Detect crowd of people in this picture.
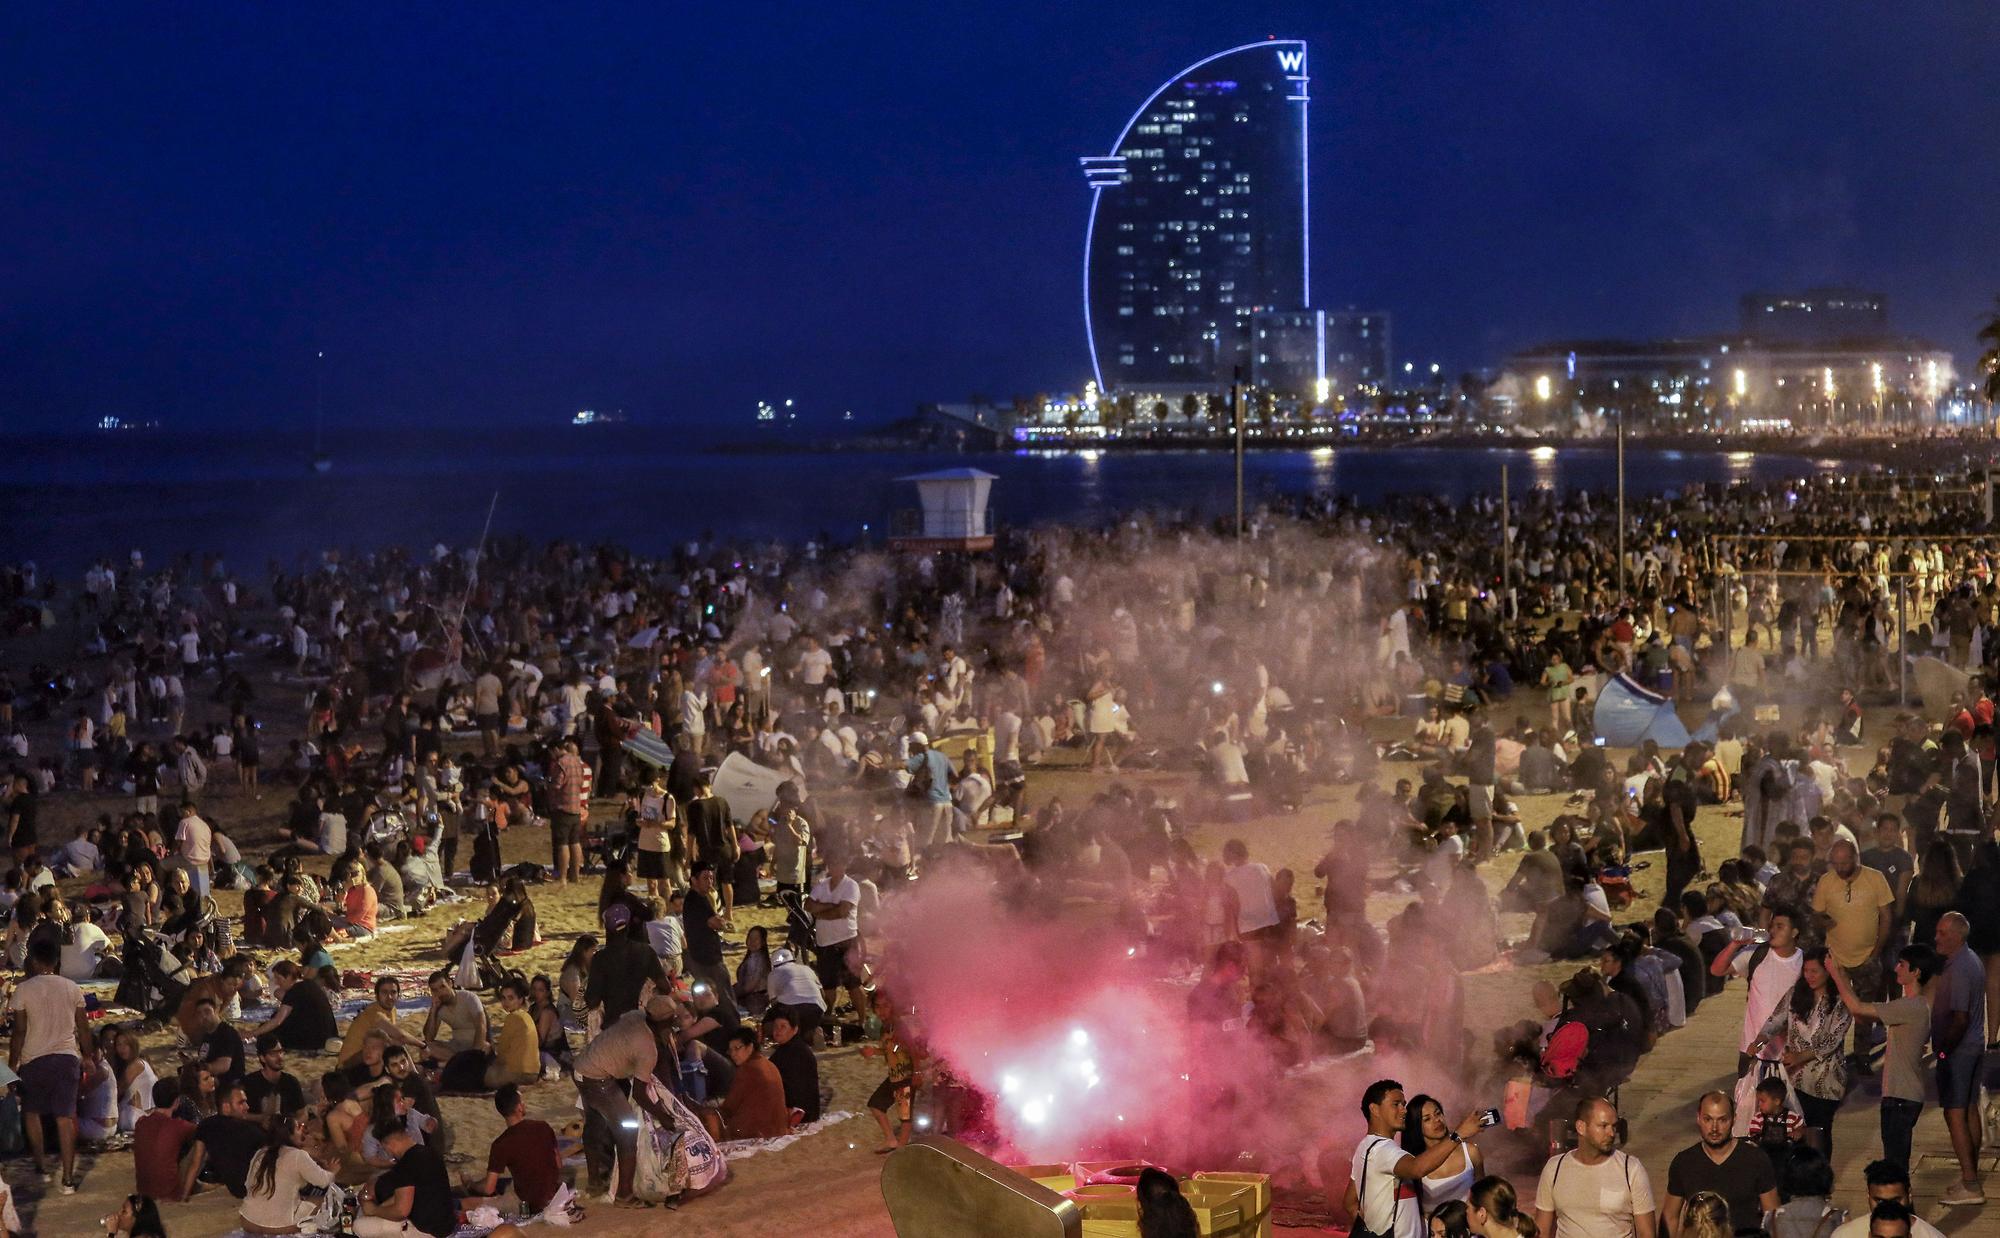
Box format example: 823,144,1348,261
0,465,1995,1234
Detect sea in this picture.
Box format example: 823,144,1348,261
0,428,1857,577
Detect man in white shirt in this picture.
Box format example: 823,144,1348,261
175,802,214,898
1222,839,1279,954
1826,1161,1946,1238
1535,1096,1657,1238
806,854,865,1019
9,939,91,1193
1710,908,1805,1075
767,944,829,1037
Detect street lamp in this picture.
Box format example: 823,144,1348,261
1534,375,1552,402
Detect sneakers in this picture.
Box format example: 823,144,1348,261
58,1179,76,1195
1941,1182,1986,1207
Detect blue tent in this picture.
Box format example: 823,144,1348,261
1593,673,1692,748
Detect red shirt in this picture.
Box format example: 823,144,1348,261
134,1110,195,1201
486,1119,562,1214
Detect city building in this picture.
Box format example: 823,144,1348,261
1250,309,1393,399
1502,334,1955,428
1081,40,1309,390
1739,287,1888,343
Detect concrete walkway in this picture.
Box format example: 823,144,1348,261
1597,981,2000,1236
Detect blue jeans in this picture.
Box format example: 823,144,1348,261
188,865,210,898
1880,1097,1922,1170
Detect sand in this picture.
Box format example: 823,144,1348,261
0,613,1873,1237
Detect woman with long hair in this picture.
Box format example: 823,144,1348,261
1749,947,1851,1156
1135,1167,1198,1238
1680,1191,1732,1238
113,1029,158,1133
1468,1175,1537,1238
735,924,773,1020
104,1194,166,1238
558,935,597,1026
239,1111,337,1235
528,974,570,1075
1402,1093,1483,1210
1906,840,1962,953
174,1064,218,1123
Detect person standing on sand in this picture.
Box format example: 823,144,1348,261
548,737,587,887
9,938,92,1194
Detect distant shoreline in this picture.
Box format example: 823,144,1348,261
715,428,2000,471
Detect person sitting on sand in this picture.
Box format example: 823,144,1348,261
462,1084,564,1217
715,1026,790,1141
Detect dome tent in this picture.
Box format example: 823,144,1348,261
1593,673,1692,749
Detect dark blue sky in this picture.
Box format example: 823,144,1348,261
4,3,1995,432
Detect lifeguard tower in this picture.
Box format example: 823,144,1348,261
889,468,997,553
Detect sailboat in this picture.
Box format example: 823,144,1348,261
311,349,332,473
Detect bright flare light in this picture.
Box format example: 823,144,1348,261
1733,368,1747,398
1534,374,1552,402
1021,1099,1049,1126
1314,376,1331,404
1070,1029,1091,1048
1872,362,1884,395
1824,367,1836,399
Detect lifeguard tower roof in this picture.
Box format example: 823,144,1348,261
889,468,997,552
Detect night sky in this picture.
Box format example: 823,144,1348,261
4,3,1996,432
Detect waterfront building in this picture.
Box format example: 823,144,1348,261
1082,40,1309,391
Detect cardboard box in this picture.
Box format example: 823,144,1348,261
1191,1172,1273,1238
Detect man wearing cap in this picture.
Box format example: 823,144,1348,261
767,936,828,1040
905,732,953,851
573,995,686,1206
586,902,667,1026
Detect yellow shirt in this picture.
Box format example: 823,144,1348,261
337,1004,400,1066
1812,866,1895,967
495,1007,540,1079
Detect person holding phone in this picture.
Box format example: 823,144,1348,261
1403,1093,1486,1210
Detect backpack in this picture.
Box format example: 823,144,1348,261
1541,1019,1590,1082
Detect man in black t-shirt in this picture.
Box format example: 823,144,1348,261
240,1036,306,1126
366,1126,458,1237
258,962,339,1051
1860,813,1915,908
192,998,245,1084
682,864,742,1029
180,1084,264,1198
1661,1091,1779,1237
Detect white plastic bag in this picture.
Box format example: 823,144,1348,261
454,927,480,990
1730,1058,1802,1138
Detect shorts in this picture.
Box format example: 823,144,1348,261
1939,1047,1982,1109
815,939,860,990
549,812,582,846
1467,783,1493,817
477,712,502,733
868,1076,912,1114
636,849,668,879
21,1054,80,1117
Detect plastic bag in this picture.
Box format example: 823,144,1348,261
1731,1057,1801,1138
454,929,479,990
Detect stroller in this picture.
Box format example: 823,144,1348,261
113,930,194,1024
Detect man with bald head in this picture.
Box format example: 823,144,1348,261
1662,1091,1777,1236
1535,1096,1656,1238
1932,911,1986,1206
1812,837,1894,1007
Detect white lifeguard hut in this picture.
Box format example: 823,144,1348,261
889,468,997,552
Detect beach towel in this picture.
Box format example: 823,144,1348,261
717,1110,859,1160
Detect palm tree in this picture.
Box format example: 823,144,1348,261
1978,299,2000,401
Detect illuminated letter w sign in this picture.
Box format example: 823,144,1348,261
1276,49,1304,73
